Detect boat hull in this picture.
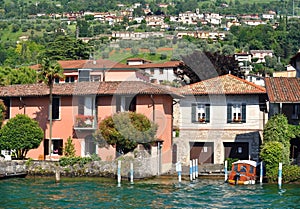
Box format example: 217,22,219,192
228,179,256,185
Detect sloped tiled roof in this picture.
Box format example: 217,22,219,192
265,77,300,103
30,59,133,70
0,81,182,98
179,74,266,95
132,61,182,69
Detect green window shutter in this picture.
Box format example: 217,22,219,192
241,103,246,123
227,104,232,123
205,104,210,123
191,103,197,123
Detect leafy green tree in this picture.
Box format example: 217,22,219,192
0,114,44,159
260,114,296,180
64,137,76,157
0,67,37,86
40,35,90,60
94,112,158,155
38,58,64,158
0,100,6,128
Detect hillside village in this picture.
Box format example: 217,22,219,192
0,1,300,178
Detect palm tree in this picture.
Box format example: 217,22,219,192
38,58,64,160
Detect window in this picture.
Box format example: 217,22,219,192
54,78,60,83
85,135,97,156
90,75,101,82
150,68,154,75
78,69,91,82
227,103,246,123
191,103,210,123
44,139,63,155
159,69,164,74
65,76,75,83
116,96,136,112
51,97,60,120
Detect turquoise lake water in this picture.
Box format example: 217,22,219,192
0,177,299,208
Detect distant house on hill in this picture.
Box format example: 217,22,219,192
30,59,149,83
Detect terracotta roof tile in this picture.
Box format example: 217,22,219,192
179,74,266,95
265,77,300,103
0,81,182,98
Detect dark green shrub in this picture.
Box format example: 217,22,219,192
59,155,101,167
283,165,300,183
225,158,238,171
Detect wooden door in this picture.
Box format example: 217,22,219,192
190,142,214,164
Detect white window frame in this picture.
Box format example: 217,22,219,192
197,104,206,122
232,104,242,122
51,138,63,156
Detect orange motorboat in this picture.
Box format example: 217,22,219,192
228,160,257,185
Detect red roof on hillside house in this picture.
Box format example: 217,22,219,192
0,81,182,98
179,74,266,95
30,59,133,70
265,77,300,103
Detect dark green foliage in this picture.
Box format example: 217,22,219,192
0,100,6,127
0,114,44,159
260,141,285,169
260,114,299,182
225,158,239,171
282,165,300,183
94,112,158,154
64,137,76,157
0,67,37,86
176,51,241,84
40,36,90,61
266,165,300,183
263,114,295,145
59,154,101,167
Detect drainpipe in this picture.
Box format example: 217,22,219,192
150,94,155,122
150,94,160,175
279,102,282,114
19,97,26,114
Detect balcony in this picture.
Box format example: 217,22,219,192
74,114,97,130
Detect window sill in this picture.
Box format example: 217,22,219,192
193,122,208,124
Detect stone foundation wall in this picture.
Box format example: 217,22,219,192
0,155,167,179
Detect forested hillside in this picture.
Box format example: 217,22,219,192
0,0,297,18
0,0,299,81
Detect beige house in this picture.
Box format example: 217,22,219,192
173,74,267,166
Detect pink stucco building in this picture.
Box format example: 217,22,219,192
0,81,181,173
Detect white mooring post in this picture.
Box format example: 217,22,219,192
55,169,60,183
176,161,182,183
130,162,134,184
278,162,282,189
189,160,193,181
260,161,263,184
195,159,198,178
224,160,228,182
117,160,121,187
192,159,196,180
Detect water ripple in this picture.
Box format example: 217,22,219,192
0,178,299,208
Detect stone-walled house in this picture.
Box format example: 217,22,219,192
264,77,300,162
173,74,267,166
0,81,181,174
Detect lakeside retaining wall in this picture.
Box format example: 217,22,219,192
0,156,159,179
